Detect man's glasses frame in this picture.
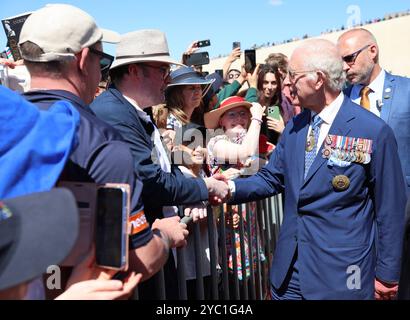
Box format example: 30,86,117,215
342,44,371,66
141,63,171,79
89,47,114,77
287,69,318,82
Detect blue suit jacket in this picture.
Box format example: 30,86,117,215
232,96,407,299
345,72,410,195
90,87,208,222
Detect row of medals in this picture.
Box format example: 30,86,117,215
305,134,372,191
321,134,372,165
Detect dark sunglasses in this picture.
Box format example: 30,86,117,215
342,44,371,66
89,47,114,77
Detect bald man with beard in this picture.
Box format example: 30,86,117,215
337,28,410,196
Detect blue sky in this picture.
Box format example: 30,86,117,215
1,0,409,59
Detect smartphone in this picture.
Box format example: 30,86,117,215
57,181,97,266
232,41,241,50
185,51,210,66
95,183,130,271
268,105,281,120
244,49,256,73
197,39,211,48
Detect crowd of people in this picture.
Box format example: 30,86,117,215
213,9,410,59
0,3,410,300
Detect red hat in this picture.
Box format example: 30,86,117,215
204,96,252,129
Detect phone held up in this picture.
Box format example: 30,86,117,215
185,51,210,66
232,41,241,50
196,39,211,48
268,105,281,121
95,183,130,271
244,49,256,74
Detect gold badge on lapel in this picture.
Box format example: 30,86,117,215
332,175,350,191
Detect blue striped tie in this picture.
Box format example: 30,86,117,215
304,115,323,179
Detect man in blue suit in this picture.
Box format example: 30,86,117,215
337,29,410,195
227,39,407,299
90,30,229,299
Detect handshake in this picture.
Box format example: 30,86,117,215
204,174,231,206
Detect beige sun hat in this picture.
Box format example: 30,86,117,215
18,4,120,62
110,29,184,70
204,96,252,129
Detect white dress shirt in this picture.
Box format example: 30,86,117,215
309,91,345,155
350,69,386,118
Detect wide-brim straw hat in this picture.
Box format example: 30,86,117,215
110,29,183,70
204,96,252,129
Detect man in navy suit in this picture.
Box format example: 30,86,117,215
227,39,407,299
90,30,229,299
337,29,410,195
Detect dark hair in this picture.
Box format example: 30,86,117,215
257,64,283,108
109,64,130,86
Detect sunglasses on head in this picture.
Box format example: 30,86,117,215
89,47,114,78
342,44,371,66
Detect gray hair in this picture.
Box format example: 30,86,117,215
295,39,346,91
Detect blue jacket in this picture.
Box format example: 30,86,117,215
90,87,208,222
345,72,410,195
232,96,407,299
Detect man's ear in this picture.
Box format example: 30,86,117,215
128,64,139,78
369,44,379,62
75,48,90,76
315,71,325,90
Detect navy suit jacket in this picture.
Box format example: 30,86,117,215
90,87,208,222
345,72,410,195
232,96,407,299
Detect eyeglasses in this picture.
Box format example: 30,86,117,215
224,110,249,120
142,63,171,79
228,73,240,80
341,44,371,66
88,47,114,78
287,69,317,81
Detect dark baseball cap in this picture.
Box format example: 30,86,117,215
0,188,79,291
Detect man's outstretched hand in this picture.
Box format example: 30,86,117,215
204,175,230,205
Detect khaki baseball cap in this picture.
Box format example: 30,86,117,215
19,4,120,62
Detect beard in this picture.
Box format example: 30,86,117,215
347,63,374,85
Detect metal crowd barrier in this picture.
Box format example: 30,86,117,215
136,194,283,300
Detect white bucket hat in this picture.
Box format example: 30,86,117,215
110,29,183,70
19,4,120,62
